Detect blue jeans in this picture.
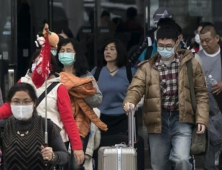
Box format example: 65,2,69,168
148,110,193,170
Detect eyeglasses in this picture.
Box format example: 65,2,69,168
157,46,174,51
11,101,33,105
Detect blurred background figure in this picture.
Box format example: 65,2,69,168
57,27,75,39
0,88,3,106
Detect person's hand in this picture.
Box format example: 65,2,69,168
123,102,135,115
73,149,84,165
212,81,222,95
41,145,53,161
196,124,206,134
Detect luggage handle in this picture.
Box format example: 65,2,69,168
115,144,127,148
128,107,136,148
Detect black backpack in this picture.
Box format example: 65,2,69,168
94,66,133,83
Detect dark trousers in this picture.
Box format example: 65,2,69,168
100,113,128,136
93,113,128,170
203,142,221,170
63,133,90,170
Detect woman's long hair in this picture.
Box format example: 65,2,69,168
56,38,89,77
98,39,128,68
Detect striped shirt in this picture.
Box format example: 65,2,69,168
155,54,181,111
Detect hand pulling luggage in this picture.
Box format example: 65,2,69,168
98,107,137,170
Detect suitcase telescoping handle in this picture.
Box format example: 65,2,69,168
128,106,136,148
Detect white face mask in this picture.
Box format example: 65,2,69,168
11,105,33,120
31,63,36,72
195,34,201,44
157,47,175,58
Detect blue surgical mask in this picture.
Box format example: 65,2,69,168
51,50,57,56
157,47,175,58
58,53,75,66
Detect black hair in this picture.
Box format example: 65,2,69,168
57,38,89,77
173,22,182,35
99,39,128,68
7,83,38,105
200,24,218,37
200,22,222,45
161,22,182,36
126,7,137,19
58,28,75,39
198,22,214,29
112,17,124,32
157,18,175,28
157,24,178,42
58,35,65,48
101,10,110,18
28,49,58,75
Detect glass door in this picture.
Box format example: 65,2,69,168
0,0,16,100
0,0,52,100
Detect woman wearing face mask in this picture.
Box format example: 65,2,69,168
56,38,105,169
0,83,69,170
50,35,65,57
0,50,85,166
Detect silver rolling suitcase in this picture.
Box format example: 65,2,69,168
98,107,137,170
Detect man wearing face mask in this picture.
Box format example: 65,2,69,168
123,24,209,170
129,7,173,67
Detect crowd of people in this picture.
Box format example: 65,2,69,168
0,6,221,170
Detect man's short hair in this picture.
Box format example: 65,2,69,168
126,7,137,19
200,24,218,37
157,24,178,42
198,22,214,29
157,18,175,28
173,22,182,36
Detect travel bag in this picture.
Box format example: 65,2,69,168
98,107,137,170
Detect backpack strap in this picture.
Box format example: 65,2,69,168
186,59,197,114
36,82,59,108
94,67,102,81
94,66,132,83
145,46,153,60
126,66,132,83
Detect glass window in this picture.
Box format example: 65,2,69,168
52,0,145,68
0,1,11,60
150,0,222,39
0,0,12,100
